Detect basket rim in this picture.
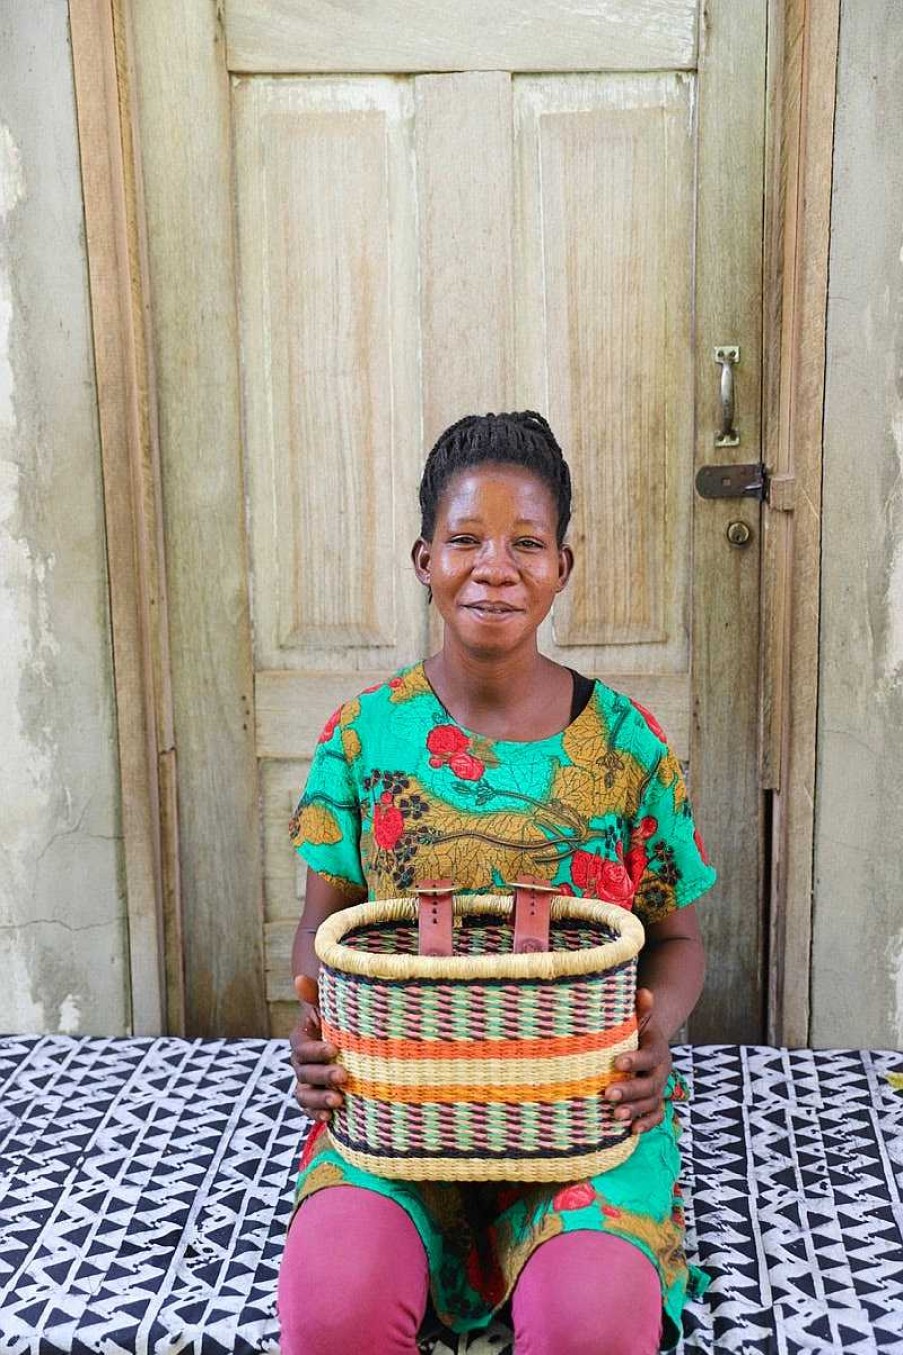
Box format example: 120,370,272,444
314,893,645,981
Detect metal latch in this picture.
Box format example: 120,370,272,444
695,463,766,501
695,464,797,510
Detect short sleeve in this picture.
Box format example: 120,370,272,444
289,706,367,898
629,742,717,928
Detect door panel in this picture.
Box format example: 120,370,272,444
233,77,424,673
130,0,767,1041
514,76,693,675
225,0,698,74
416,72,516,443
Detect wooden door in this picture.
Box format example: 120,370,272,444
127,0,766,1041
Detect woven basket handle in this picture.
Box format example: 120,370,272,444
510,875,555,954
415,879,455,956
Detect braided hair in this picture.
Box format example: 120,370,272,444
418,411,572,546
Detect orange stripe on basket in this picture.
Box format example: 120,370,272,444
319,1016,637,1063
343,1067,628,1105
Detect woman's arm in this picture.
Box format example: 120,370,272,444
289,868,365,1121
291,868,365,989
604,904,706,1134
635,903,706,1039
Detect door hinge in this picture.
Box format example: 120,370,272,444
695,464,796,511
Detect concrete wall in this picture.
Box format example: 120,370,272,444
0,1,129,1034
813,0,903,1049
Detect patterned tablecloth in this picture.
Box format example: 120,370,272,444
0,1038,901,1354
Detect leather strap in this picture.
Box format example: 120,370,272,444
511,876,555,954
416,878,455,956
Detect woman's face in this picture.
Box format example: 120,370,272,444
412,464,573,657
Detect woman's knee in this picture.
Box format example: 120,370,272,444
511,1228,662,1355
277,1186,429,1355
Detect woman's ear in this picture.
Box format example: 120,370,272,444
557,543,575,592
411,537,432,587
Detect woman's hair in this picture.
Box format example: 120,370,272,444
418,411,572,545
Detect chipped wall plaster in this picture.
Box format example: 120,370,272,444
885,405,903,693
0,2,129,1035
813,0,903,1050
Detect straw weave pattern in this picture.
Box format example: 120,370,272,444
316,895,644,1181
320,967,634,1042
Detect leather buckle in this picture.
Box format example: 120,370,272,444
415,878,455,957
509,875,555,954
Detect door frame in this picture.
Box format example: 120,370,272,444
71,0,839,1041
70,0,182,1035
759,0,841,1046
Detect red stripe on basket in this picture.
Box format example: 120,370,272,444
319,1015,637,1061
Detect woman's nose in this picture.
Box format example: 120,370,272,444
472,542,519,583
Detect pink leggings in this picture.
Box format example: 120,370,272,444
278,1186,662,1355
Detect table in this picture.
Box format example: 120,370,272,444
0,1038,901,1353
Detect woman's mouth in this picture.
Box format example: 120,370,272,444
463,602,521,617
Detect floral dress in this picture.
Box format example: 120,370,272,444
289,662,717,1349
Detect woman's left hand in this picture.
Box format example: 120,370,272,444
605,987,672,1135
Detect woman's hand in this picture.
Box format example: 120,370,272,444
289,999,347,1123
605,987,672,1135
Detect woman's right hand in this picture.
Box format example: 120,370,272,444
289,1001,347,1122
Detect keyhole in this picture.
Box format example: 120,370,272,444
726,521,752,548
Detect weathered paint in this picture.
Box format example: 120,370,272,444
886,402,903,690
890,932,903,1050
813,0,903,1050
0,3,128,1034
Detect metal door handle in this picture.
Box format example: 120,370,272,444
714,345,740,447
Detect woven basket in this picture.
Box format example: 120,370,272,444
314,883,645,1181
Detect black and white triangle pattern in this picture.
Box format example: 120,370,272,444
673,1045,903,1355
0,1037,295,1354
0,1039,901,1354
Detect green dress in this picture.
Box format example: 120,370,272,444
289,661,716,1348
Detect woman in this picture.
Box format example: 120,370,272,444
279,412,715,1353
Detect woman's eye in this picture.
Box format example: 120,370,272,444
516,538,544,550
448,535,478,546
